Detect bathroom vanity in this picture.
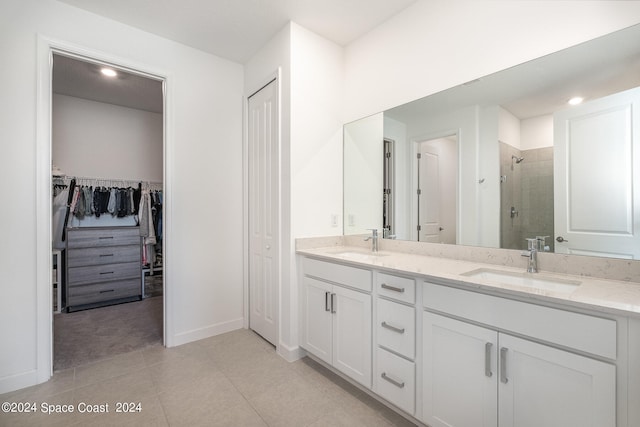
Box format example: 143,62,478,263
297,240,640,427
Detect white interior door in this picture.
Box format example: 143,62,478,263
418,145,441,242
417,137,457,243
554,87,640,259
248,80,278,345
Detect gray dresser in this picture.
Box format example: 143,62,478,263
66,226,142,312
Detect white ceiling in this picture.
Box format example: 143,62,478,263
53,54,164,113
57,0,418,64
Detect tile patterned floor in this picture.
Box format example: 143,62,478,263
0,329,418,426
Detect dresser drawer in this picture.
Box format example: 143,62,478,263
67,245,140,267
67,262,140,286
67,227,140,249
303,257,372,292
375,347,415,415
67,279,140,306
377,298,415,359
376,272,415,304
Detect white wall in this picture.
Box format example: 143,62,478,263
0,0,243,393
244,22,344,359
344,0,640,122
290,23,344,239
498,107,521,150
521,115,554,150
344,113,384,235
53,94,163,182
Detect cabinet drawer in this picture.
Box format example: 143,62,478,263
67,262,140,286
67,227,140,248
377,298,415,359
423,282,617,359
67,279,140,306
67,245,140,267
303,257,372,292
375,347,415,415
376,272,415,304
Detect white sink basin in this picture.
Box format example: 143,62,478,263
328,249,389,262
462,268,581,294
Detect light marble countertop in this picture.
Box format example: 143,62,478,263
297,245,640,318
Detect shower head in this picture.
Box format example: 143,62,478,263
512,155,524,164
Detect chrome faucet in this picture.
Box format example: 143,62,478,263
364,229,379,252
521,238,538,273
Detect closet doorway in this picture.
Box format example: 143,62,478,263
51,52,165,371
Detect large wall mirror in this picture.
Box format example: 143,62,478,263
344,24,640,260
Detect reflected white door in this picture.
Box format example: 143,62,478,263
554,87,640,259
248,80,278,344
418,146,441,242
417,137,457,243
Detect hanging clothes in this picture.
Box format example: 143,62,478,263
52,187,69,249
139,188,157,266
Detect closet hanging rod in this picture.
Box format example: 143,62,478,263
61,175,163,188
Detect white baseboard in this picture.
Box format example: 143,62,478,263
170,317,244,347
0,369,39,395
277,343,306,362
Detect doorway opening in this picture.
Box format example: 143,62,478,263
415,135,458,243
50,52,165,371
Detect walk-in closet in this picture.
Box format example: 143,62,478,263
51,53,165,370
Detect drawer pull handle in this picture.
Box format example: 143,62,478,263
100,271,115,275
98,236,114,239
100,289,115,293
485,342,493,378
325,292,331,312
381,372,405,388
330,293,336,313
381,321,405,334
500,347,509,384
381,283,405,293
99,254,114,257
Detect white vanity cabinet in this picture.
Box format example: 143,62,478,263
300,257,373,388
422,282,617,427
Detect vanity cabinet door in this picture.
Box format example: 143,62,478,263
498,334,615,427
301,277,333,365
333,285,372,389
422,312,498,427
301,275,372,388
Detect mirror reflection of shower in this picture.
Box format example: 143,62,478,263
511,155,524,170
500,143,554,251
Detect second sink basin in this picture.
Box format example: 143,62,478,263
328,249,389,262
462,268,581,294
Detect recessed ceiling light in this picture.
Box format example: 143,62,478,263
101,68,117,77
568,96,584,106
